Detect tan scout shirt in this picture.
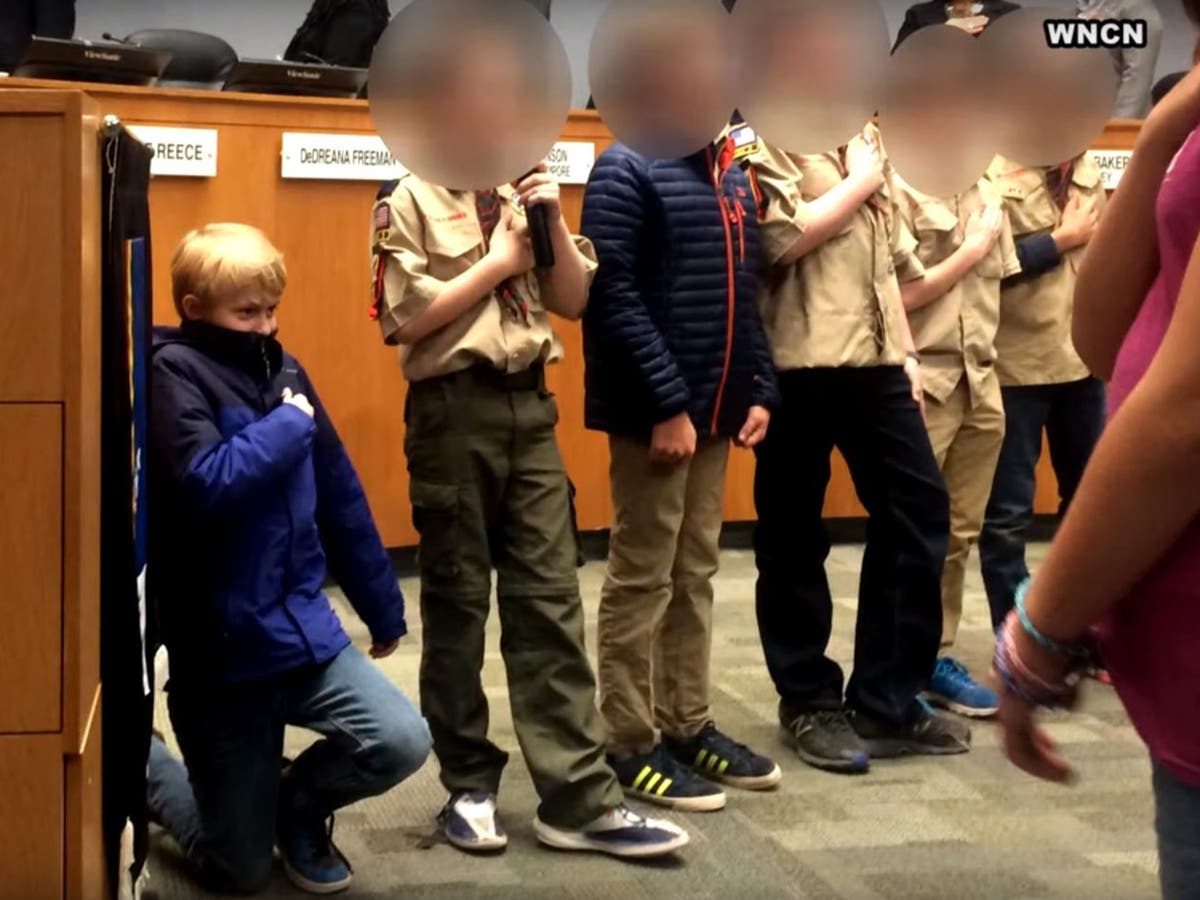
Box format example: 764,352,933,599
894,177,1021,407
987,154,1106,387
750,123,925,370
371,172,598,383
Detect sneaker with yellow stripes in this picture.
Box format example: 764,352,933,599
607,745,726,812
665,722,783,791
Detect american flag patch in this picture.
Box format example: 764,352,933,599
373,201,391,230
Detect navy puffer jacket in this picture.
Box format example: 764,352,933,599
581,140,780,440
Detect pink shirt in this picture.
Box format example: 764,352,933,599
1099,125,1200,787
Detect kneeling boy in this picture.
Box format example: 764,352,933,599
147,223,432,895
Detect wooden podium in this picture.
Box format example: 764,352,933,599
0,89,104,899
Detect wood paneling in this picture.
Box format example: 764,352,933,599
0,113,63,401
65,690,104,900
0,405,63,734
0,735,65,898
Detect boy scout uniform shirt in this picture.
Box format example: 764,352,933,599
987,153,1106,387
894,177,1022,407
749,122,925,370
371,173,599,383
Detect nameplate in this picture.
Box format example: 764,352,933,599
1086,149,1132,190
545,141,595,185
281,132,405,181
127,125,218,177
281,131,595,184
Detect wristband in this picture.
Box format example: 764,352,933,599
1013,578,1091,660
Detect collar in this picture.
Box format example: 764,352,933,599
179,320,284,381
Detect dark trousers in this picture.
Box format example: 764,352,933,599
979,377,1105,628
405,368,623,828
753,367,950,726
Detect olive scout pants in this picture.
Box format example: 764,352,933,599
404,365,623,828
598,434,731,756
923,374,1006,648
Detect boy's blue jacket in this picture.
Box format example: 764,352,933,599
148,321,405,686
580,139,781,440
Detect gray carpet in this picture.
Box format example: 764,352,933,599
147,544,1159,899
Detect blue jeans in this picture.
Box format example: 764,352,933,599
978,377,1105,629
147,645,431,894
1155,761,1200,900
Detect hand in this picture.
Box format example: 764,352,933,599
370,638,400,660
649,412,697,464
903,355,926,419
513,162,563,226
998,693,1074,784
281,387,314,418
485,207,535,278
735,405,770,449
847,135,885,193
1052,195,1100,252
961,203,1004,263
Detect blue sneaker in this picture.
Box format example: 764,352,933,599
277,813,352,895
925,657,999,719
438,791,508,853
533,805,689,859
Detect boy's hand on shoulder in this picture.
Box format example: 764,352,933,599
370,638,401,660
650,412,697,464
735,405,771,449
486,207,535,278
281,387,315,418
514,161,562,226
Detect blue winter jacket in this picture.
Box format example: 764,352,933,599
148,321,405,687
581,139,780,439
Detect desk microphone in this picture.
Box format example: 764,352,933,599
101,32,138,46
518,167,555,268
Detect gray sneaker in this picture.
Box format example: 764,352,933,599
781,708,870,774
852,699,972,758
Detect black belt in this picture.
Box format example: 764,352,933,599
442,363,544,392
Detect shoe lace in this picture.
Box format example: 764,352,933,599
304,814,352,874
802,710,856,737
936,657,973,688
699,723,754,761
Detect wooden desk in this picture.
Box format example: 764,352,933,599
0,88,103,900
0,77,1141,547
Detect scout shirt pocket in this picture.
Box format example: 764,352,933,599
911,201,960,269
995,168,1057,239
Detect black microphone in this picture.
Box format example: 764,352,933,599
101,32,138,46
517,168,555,268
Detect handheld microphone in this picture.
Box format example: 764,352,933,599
518,167,556,268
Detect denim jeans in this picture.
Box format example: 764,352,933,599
1155,761,1200,899
147,645,431,894
978,377,1105,628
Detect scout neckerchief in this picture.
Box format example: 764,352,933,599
1044,161,1076,211
475,188,530,324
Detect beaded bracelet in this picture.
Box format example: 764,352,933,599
1013,578,1092,660
993,616,1075,708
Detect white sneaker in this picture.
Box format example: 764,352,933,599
439,791,508,853
533,805,689,859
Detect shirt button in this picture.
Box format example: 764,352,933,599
887,262,895,274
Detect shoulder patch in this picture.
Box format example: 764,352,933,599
375,178,400,201
730,124,760,162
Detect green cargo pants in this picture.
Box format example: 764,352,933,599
404,365,623,829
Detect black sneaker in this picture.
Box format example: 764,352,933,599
664,722,782,791
608,745,726,812
781,708,870,774
852,699,972,758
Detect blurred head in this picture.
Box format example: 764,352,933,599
1185,0,1200,28
171,223,286,335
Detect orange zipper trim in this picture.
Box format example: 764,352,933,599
707,144,737,438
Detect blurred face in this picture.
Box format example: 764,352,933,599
185,292,280,336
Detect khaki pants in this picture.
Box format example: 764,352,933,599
405,369,623,828
924,375,1006,648
598,434,730,755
